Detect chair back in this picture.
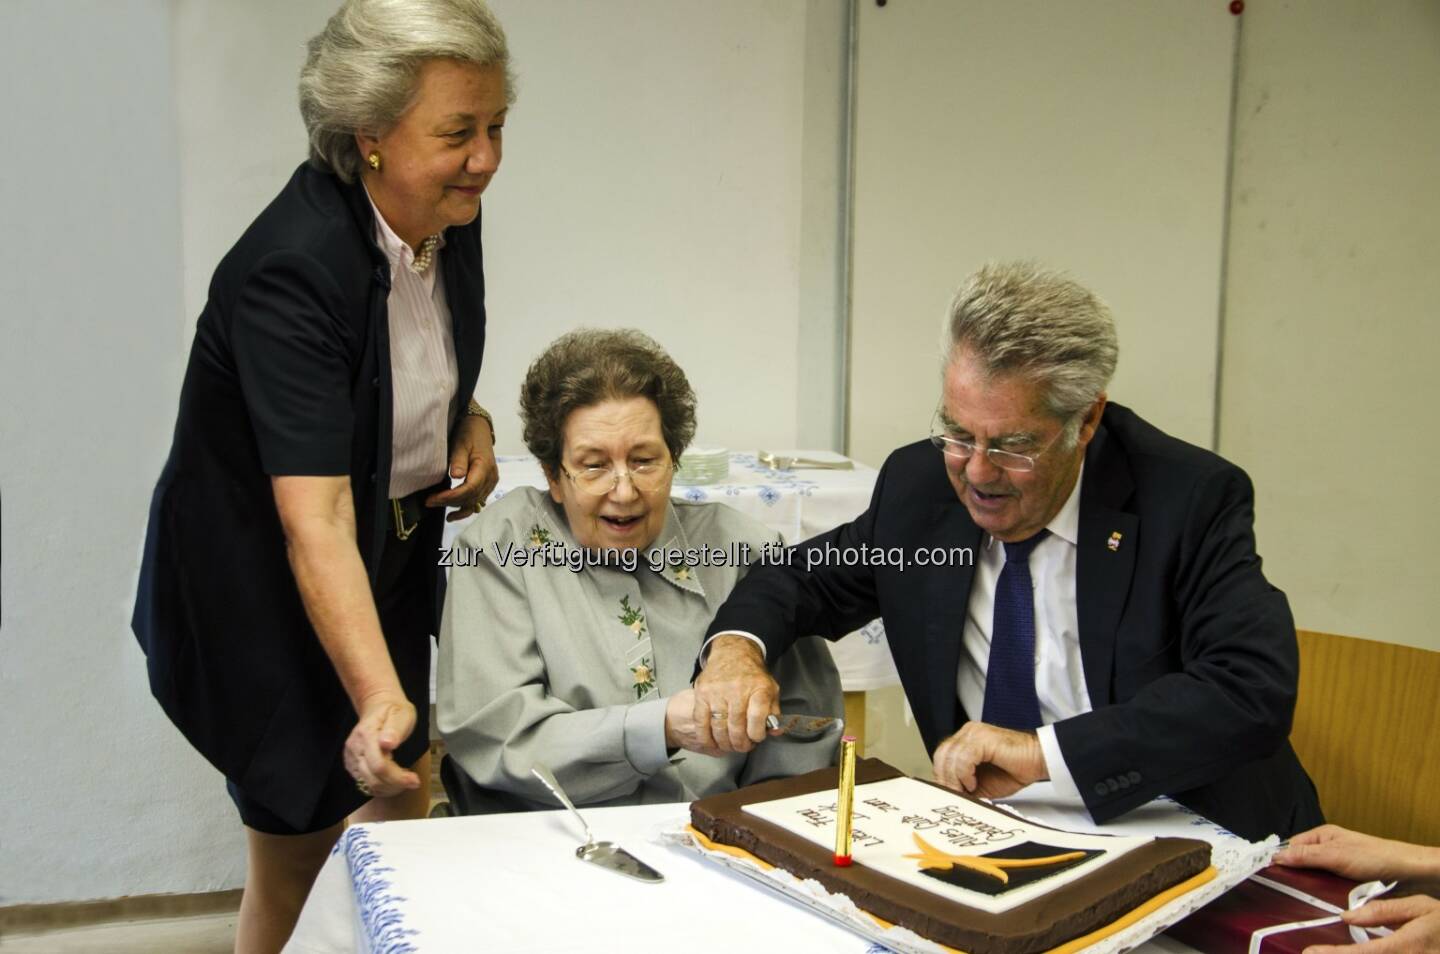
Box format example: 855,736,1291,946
439,753,540,815
1291,629,1440,845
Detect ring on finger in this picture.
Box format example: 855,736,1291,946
355,778,372,797
710,711,728,722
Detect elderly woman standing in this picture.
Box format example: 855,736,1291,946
438,330,843,810
131,2,512,949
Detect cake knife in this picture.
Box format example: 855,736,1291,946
766,712,844,741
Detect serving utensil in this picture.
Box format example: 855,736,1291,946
530,764,664,883
758,451,855,471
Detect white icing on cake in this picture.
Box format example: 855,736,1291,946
741,777,1154,915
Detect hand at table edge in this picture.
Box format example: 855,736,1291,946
1303,894,1440,953
1277,824,1440,885
932,721,1048,799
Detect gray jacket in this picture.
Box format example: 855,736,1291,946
437,487,843,808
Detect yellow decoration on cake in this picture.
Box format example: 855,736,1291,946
1042,866,1218,954
903,833,1087,884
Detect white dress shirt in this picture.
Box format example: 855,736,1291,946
365,189,460,499
957,464,1090,796
704,467,1093,795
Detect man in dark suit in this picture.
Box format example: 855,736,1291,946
693,262,1322,840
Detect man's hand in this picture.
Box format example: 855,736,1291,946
1303,895,1440,954
691,634,779,754
932,722,1048,799
428,414,499,521
1277,825,1440,884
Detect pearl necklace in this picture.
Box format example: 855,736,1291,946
410,234,440,274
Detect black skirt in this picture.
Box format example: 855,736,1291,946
227,501,439,835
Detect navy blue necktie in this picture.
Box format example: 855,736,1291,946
981,530,1049,731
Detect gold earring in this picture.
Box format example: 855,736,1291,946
367,152,381,171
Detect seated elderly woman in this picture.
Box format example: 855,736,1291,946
438,329,843,808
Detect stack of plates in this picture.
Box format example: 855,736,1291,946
674,447,729,485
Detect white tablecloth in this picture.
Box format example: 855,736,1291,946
285,786,1230,954
441,450,898,691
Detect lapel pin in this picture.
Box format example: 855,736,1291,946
1107,531,1123,552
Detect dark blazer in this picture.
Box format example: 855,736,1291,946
132,162,487,828
709,403,1322,840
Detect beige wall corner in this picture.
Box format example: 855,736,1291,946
1219,0,1440,651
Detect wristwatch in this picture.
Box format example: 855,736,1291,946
466,399,495,441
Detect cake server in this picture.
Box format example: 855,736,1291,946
530,764,664,884
757,451,856,471
766,712,844,741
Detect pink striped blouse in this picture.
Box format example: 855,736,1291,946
365,189,460,499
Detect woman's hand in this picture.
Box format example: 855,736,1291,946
429,414,499,521
344,688,422,798
664,689,728,757
1304,895,1440,953
1277,825,1440,884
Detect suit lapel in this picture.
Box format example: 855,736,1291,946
1075,420,1138,707
924,499,982,741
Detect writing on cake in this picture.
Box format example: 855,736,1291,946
743,776,1153,915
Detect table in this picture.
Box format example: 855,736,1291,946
285,786,1240,953
440,450,899,691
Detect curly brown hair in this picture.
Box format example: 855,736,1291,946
520,329,697,476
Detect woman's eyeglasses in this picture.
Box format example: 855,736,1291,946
560,460,674,495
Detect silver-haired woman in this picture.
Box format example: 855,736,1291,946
131,1,512,948
438,330,843,811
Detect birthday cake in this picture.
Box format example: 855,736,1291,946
690,759,1214,954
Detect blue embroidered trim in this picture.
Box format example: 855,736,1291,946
343,826,420,954
1161,795,1239,839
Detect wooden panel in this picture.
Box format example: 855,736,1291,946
0,890,241,936
1291,630,1440,845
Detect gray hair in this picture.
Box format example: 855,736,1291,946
943,261,1118,443
299,0,515,183
520,330,698,477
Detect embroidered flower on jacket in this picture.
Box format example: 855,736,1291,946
528,524,553,548
618,594,647,638
630,659,656,699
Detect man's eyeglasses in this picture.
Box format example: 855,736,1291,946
928,412,1064,473
560,459,674,496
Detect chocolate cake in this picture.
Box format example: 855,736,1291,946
690,759,1212,954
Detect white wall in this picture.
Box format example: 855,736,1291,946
846,1,1237,467
176,0,848,458
1219,0,1440,652
0,1,244,905
478,0,839,453
2,0,848,906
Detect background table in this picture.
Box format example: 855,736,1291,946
285,785,1214,954
441,450,899,691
